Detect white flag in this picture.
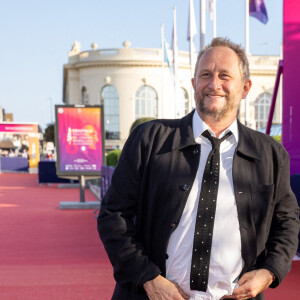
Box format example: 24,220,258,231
207,0,215,20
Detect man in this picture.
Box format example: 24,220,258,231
98,37,299,300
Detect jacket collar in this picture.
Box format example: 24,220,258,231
171,110,197,151
236,119,261,161
171,111,261,161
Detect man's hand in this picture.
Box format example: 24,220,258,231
143,275,190,300
224,269,274,300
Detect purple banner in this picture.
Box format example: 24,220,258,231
283,1,300,174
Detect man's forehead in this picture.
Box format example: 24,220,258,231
198,46,241,69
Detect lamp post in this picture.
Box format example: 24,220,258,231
47,97,53,124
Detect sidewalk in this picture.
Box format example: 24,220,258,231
0,173,114,300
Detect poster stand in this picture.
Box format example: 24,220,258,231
79,175,85,203
55,105,105,210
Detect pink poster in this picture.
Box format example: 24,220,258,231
283,0,300,174
56,106,103,175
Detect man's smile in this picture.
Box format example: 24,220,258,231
205,93,226,100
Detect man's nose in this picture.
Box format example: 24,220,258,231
208,74,221,89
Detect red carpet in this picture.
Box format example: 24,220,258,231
0,173,114,299
0,173,299,299
264,261,300,299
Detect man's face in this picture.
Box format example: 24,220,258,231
192,46,251,121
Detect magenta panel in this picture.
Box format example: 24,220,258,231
283,0,300,174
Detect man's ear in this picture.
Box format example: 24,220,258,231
242,79,252,99
191,78,195,90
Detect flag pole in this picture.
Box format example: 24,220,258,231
188,0,197,112
245,0,250,127
172,6,178,118
200,0,206,50
245,0,249,54
213,0,217,38
161,23,164,118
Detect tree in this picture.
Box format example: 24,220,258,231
44,123,55,145
106,149,122,167
273,135,281,143
129,117,156,134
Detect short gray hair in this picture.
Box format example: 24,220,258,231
194,37,250,80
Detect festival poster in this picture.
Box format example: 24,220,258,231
28,134,40,168
56,106,103,175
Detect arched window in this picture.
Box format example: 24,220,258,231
255,92,272,129
101,86,119,140
135,86,158,119
81,86,89,104
179,88,189,115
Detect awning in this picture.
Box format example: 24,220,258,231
0,140,15,149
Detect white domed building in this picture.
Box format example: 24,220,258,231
63,41,282,151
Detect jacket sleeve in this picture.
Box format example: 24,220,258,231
97,124,161,292
259,146,300,287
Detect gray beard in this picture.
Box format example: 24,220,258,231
195,91,237,121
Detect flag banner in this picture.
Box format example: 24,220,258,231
164,41,173,73
55,105,104,176
249,0,268,24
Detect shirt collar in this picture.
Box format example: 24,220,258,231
192,110,239,144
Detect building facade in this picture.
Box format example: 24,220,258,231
63,41,282,151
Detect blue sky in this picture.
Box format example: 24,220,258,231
0,0,282,129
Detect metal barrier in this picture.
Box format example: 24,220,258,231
101,166,115,199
